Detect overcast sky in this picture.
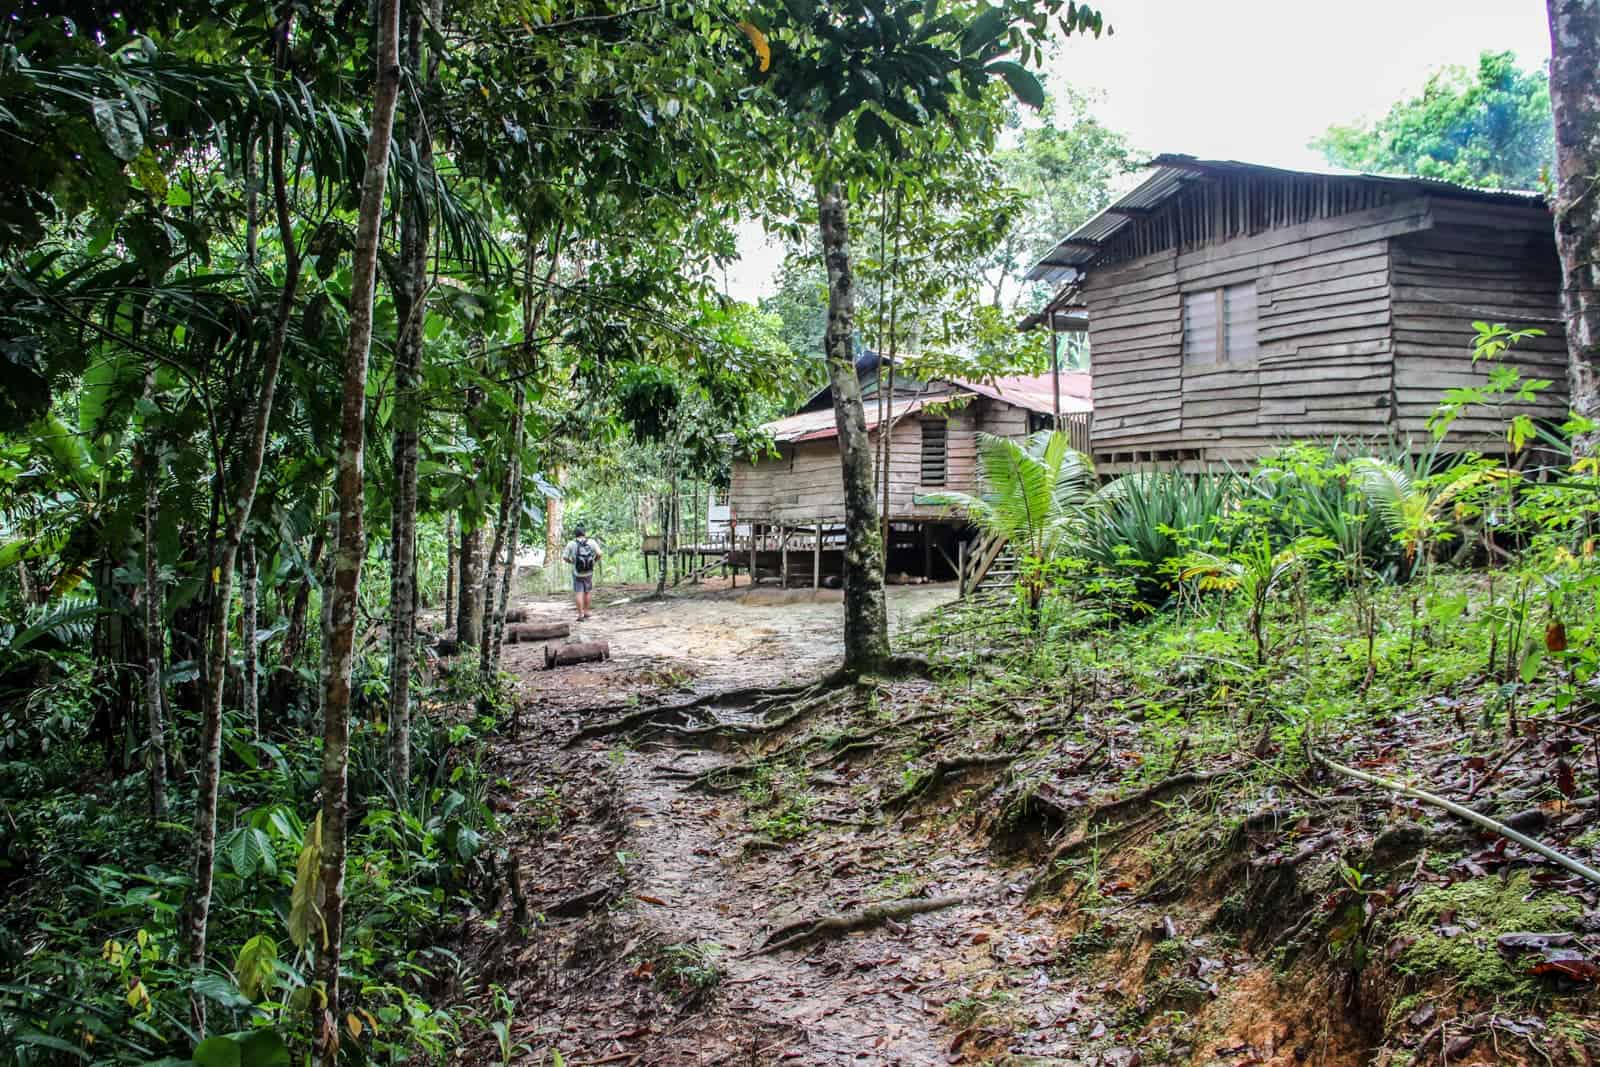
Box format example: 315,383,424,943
724,0,1555,303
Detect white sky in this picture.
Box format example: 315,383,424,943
724,0,1554,303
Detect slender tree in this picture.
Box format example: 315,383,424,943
185,115,302,1017
387,0,442,791
316,0,402,1052
139,365,167,818
1547,0,1600,454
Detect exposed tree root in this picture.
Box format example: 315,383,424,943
564,702,717,748
756,893,970,955
1029,809,1166,897
817,711,944,767
542,883,620,919
888,754,1020,810
563,675,842,748
1022,770,1233,897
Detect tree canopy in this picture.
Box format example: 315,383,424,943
1313,50,1555,191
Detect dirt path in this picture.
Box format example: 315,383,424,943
468,582,1096,1065
461,584,1379,1066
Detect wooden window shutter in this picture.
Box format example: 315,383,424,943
1223,282,1259,362
920,418,948,486
1183,290,1219,364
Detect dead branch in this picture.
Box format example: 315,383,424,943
757,893,970,955
1315,752,1600,886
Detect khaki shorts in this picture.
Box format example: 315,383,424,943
573,573,593,593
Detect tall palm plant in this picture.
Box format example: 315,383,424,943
926,429,1094,614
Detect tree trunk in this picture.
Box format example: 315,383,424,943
816,181,890,672
315,0,401,1051
185,118,302,1020
457,521,484,648
444,511,456,632
485,402,525,678
141,366,167,819
1548,0,1600,455
241,543,258,736
387,0,438,791
545,467,564,585
479,436,518,669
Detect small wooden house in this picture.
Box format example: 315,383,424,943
1025,156,1570,472
726,356,1090,583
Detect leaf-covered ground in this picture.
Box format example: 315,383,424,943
458,577,1600,1066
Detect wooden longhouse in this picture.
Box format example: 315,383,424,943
725,356,1091,586
1025,155,1570,472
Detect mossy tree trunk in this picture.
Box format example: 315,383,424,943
1548,0,1600,455
817,181,889,673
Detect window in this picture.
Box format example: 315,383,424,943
920,418,948,486
1183,282,1259,364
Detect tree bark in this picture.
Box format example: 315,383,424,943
1548,0,1600,455
387,0,439,790
315,0,401,1051
484,401,525,678
545,467,564,584
444,510,456,632
479,433,517,669
141,365,167,819
817,182,890,672
185,118,301,1017
241,543,257,736
457,519,484,647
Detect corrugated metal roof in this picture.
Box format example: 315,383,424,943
761,393,962,443
1025,153,1547,283
758,372,1090,444
968,373,1092,415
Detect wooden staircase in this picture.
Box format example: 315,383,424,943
959,532,1018,598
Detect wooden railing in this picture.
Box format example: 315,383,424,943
1061,412,1092,456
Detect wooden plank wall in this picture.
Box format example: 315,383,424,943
1389,201,1569,443
1085,194,1432,458
728,396,1027,523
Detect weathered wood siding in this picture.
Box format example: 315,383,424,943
1086,198,1432,461
1389,202,1569,443
729,396,1026,523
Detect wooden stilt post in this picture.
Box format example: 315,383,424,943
922,523,932,579
958,538,967,598
750,523,758,586
813,517,822,590
780,525,789,588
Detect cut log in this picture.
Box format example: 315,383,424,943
505,621,571,643
545,641,610,669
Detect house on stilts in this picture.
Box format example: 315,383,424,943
723,354,1091,588
1021,155,1571,473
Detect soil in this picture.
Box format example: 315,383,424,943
452,582,1598,1067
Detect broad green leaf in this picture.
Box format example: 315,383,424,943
287,812,323,950
191,1036,243,1067
987,61,1045,109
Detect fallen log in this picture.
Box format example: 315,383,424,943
505,621,571,643
545,641,610,669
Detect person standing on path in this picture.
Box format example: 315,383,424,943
563,526,602,620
